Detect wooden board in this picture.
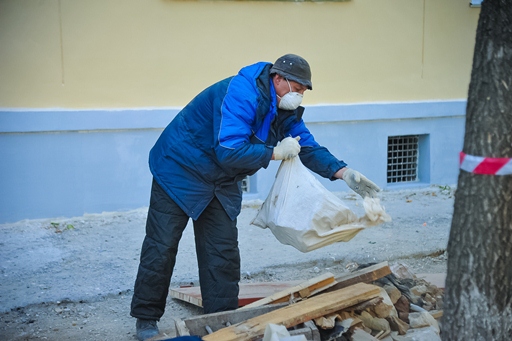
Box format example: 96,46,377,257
170,281,302,308
239,272,336,309
175,304,288,336
326,262,391,293
175,303,321,340
202,283,382,341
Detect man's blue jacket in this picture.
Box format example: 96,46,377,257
149,62,347,221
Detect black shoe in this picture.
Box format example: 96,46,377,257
136,318,159,341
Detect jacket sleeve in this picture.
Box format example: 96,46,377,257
300,145,347,180
213,72,273,169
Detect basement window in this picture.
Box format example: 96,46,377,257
387,135,419,183
241,176,250,193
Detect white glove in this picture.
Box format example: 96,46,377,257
273,136,301,160
342,168,380,198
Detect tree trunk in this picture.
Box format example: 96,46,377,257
442,1,512,340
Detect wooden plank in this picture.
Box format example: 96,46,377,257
176,304,288,336
326,262,391,293
239,272,336,309
174,318,191,337
170,281,302,308
202,283,382,341
176,303,321,340
170,286,203,307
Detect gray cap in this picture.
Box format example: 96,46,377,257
270,54,312,90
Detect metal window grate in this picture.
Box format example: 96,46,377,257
387,135,419,183
241,176,250,193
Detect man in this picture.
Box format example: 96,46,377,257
130,54,379,340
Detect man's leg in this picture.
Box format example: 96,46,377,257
131,179,189,322
193,197,240,314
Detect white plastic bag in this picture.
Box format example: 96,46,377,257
251,157,391,253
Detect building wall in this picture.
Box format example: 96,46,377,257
0,100,466,223
0,0,479,107
0,0,479,223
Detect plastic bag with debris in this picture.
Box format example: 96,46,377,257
251,157,391,253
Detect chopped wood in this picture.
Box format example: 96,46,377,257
358,311,390,334
171,262,445,341
372,287,398,319
398,311,409,324
346,297,383,313
373,301,393,319
313,313,339,329
382,284,401,304
202,283,382,341
326,262,391,293
239,272,336,309
175,304,288,336
386,315,409,335
410,284,428,296
393,295,410,314
338,312,364,329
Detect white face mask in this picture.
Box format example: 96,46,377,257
278,79,303,110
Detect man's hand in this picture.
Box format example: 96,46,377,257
342,168,380,198
273,136,301,160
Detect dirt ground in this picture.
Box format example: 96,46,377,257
0,185,455,341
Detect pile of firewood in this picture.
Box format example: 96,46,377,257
173,261,445,341
314,263,444,341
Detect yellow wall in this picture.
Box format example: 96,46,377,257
0,0,480,108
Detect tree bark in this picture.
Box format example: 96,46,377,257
442,1,512,340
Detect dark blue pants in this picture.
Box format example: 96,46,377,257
130,179,240,320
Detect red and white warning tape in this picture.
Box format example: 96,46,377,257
460,152,512,175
